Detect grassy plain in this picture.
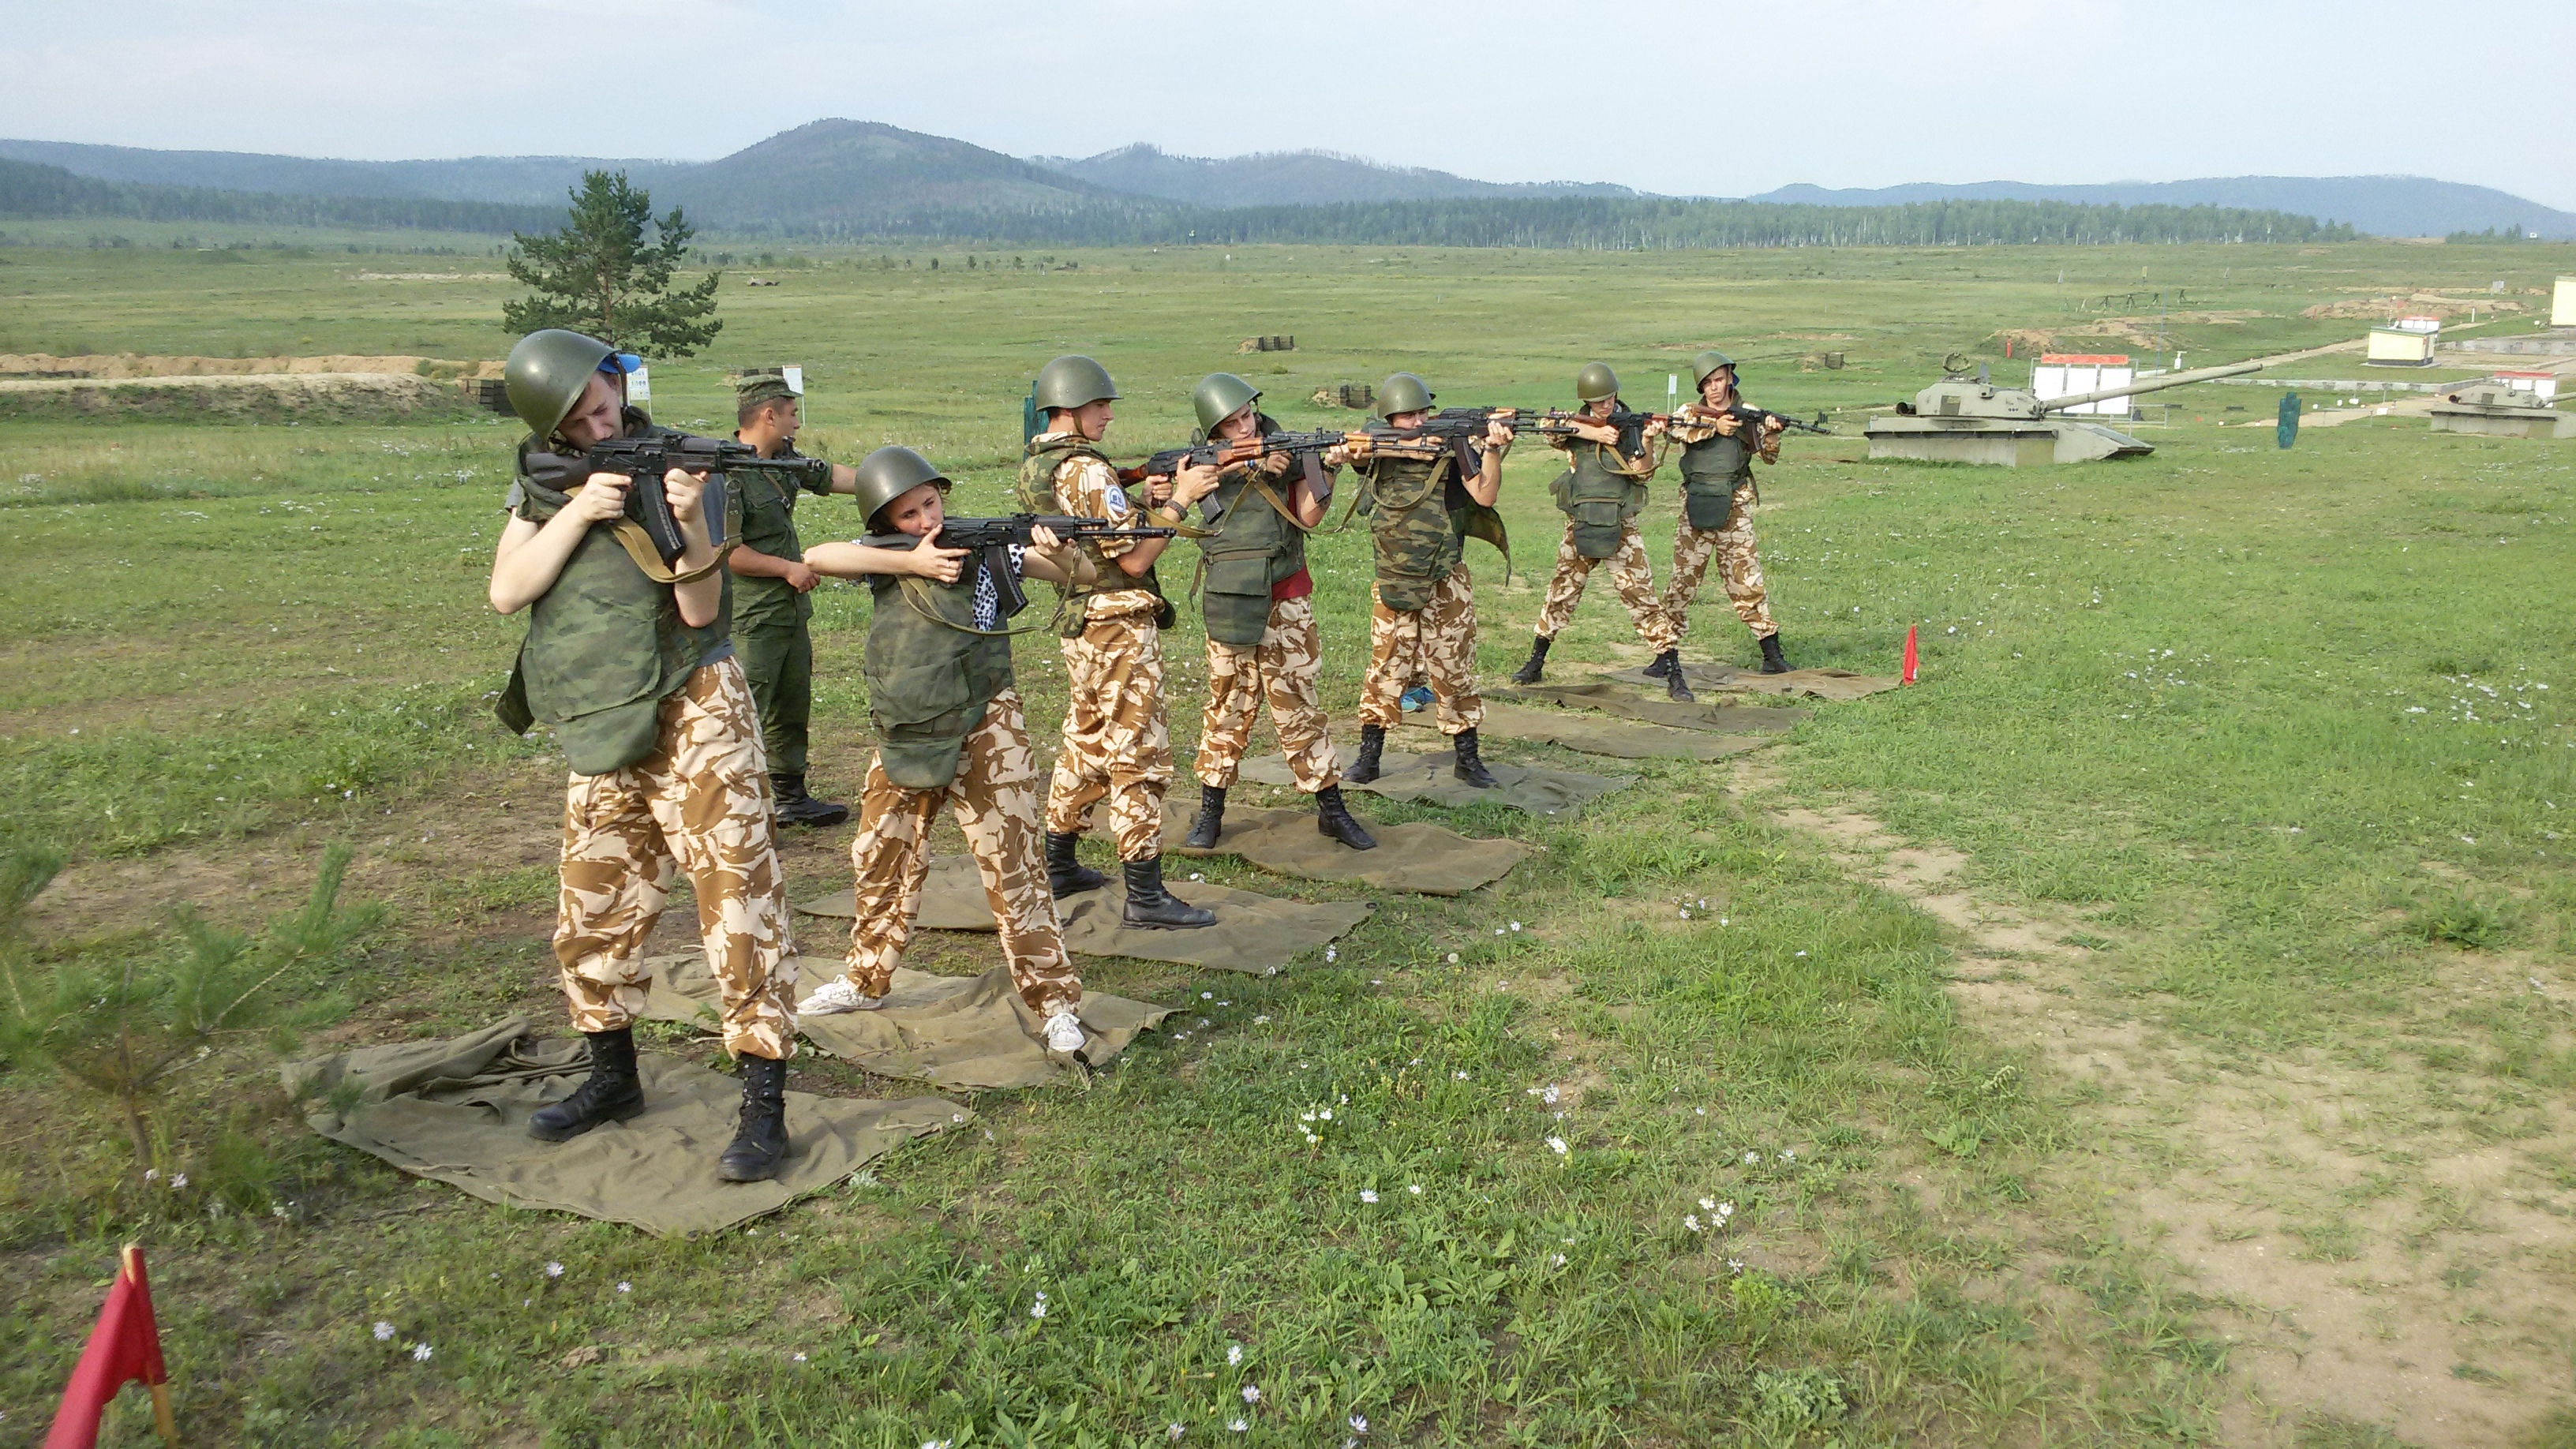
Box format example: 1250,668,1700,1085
2,238,2572,1447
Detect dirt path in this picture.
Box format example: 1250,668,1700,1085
1736,755,2576,1448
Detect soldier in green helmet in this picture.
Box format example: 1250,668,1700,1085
1019,355,1225,930
1657,350,1793,675
1508,361,1692,700
1334,371,1516,788
486,328,797,1184
726,367,862,828
792,447,1102,1054
1172,373,1376,852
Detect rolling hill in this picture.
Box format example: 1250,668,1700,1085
1029,144,1638,207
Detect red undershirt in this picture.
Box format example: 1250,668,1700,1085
1271,566,1313,601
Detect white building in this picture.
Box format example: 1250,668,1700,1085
2555,276,2575,328
2031,354,2136,417
2367,326,2438,366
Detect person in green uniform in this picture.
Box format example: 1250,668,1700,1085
726,368,861,827
487,328,799,1185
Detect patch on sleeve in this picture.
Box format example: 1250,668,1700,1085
1103,481,1129,515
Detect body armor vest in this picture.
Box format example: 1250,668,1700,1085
1017,433,1172,635
1196,415,1309,647
1677,427,1755,531
860,556,1017,789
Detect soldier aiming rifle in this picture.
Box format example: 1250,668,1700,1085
488,328,800,1185
1657,350,1798,676
792,448,1103,1056
1151,373,1377,854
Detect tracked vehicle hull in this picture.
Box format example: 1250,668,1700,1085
2429,406,2574,440
1865,418,2154,466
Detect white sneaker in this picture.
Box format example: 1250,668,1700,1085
796,979,887,1016
1043,1010,1086,1055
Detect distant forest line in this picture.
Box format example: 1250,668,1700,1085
1,156,2361,249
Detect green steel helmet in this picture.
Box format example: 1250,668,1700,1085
1032,354,1120,414
505,328,616,437
1690,350,1739,388
1375,372,1435,418
1192,372,1263,438
853,445,951,531
1575,361,1620,402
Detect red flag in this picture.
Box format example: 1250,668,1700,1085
46,1245,175,1449
1901,626,1919,685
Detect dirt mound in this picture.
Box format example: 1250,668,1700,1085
0,372,486,425
2301,293,2529,322
0,352,503,382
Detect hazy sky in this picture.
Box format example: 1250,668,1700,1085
6,0,2573,210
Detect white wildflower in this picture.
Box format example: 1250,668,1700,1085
1227,1343,1243,1366
1745,1151,1760,1165
1350,1413,1369,1433
1447,953,1458,963
1454,1070,1469,1080
1547,1137,1569,1156
1242,1385,1261,1404
1360,1189,1378,1204
1700,1197,1716,1211
1230,1421,1248,1434
144,1169,160,1184
1549,1252,1567,1266
1168,1427,1186,1442
794,1352,807,1362
1408,1184,1423,1195
1509,922,1522,931
1727,1259,1745,1274
545,1261,564,1278
373,1321,395,1341
1684,1215,1703,1232
1542,1085,1559,1105
412,1342,432,1362
171,1173,188,1189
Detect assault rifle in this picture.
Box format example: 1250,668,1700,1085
1118,428,1357,494
522,432,837,567
861,513,1178,619
1673,403,1833,437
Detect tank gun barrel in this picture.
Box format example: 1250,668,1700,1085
2045,360,2263,413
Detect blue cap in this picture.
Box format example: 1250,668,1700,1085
600,352,643,376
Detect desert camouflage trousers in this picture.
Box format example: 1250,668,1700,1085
1198,594,1339,793
1661,481,1777,639
1530,517,1679,651
1043,612,1174,862
838,689,1078,1016
552,657,797,1060
1358,567,1483,735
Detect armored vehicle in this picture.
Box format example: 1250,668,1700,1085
2429,377,2571,440
1866,357,2265,466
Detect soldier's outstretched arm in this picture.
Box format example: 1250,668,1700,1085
805,530,968,584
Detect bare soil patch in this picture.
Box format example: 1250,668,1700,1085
1738,755,2576,1448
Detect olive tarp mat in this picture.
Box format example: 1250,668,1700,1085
1497,682,1813,736
1600,663,1900,703
638,953,1174,1090
1235,748,1632,818
1160,800,1529,895
794,860,1372,975
1397,701,1777,762
283,1017,964,1237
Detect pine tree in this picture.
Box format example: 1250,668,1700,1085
503,170,722,356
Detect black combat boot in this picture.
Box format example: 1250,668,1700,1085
715,1055,789,1182
1650,649,1695,702
1510,634,1552,685
1046,831,1106,896
1344,724,1387,784
1121,856,1217,930
771,773,851,829
1314,784,1377,851
528,1028,646,1142
1183,784,1226,850
1758,634,1792,675
1451,728,1500,789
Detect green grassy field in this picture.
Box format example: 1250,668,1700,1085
2,239,2572,1448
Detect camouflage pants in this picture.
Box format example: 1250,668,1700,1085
1358,567,1483,735
1662,482,1776,639
1044,612,1173,862
553,658,797,1060
1198,594,1338,793
839,689,1078,1016
1531,518,1679,651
